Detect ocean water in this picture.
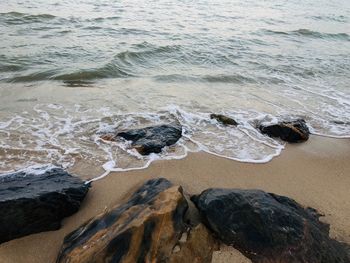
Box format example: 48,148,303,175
0,0,349,176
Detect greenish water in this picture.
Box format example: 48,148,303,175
0,0,349,175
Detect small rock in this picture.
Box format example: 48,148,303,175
117,124,182,155
210,114,238,126
192,188,350,263
259,119,310,143
0,167,89,244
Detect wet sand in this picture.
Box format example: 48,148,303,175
0,136,349,263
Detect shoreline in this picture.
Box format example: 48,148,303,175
0,135,349,262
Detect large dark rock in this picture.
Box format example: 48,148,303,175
192,188,350,263
210,114,238,126
116,124,182,155
57,178,217,263
259,119,310,143
0,167,89,244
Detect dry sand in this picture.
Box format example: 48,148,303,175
0,135,349,263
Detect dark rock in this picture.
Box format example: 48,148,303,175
116,124,182,155
259,119,310,142
210,114,238,126
192,188,350,263
0,167,89,244
57,178,217,263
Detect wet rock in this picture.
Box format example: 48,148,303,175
117,124,182,155
192,188,350,263
210,114,238,126
259,119,310,142
0,167,89,244
57,178,217,263
168,223,217,263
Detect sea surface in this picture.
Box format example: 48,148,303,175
0,0,349,177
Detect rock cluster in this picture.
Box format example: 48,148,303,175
56,178,349,263
0,167,89,244
1,169,348,263
209,114,310,143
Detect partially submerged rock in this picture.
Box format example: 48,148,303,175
0,167,89,244
259,119,310,142
57,178,217,263
192,188,350,263
117,124,182,155
210,114,238,126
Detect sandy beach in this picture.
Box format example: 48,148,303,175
0,135,349,263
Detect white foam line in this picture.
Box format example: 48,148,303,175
0,115,22,129
310,132,350,139
88,149,190,183
2,103,350,181
0,164,60,176
88,135,283,183
201,147,282,164
184,135,283,164
237,125,284,149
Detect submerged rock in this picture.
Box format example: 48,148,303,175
210,114,238,126
0,167,89,244
192,188,350,263
117,124,182,155
57,178,217,263
259,119,310,142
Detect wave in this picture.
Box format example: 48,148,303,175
6,64,133,83
203,74,256,84
0,55,30,74
311,15,347,23
262,29,349,40
52,65,133,81
4,44,182,82
0,105,285,175
0,11,57,25
1,104,349,177
6,70,57,82
0,63,25,72
153,74,256,84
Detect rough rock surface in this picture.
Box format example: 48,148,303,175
210,114,238,126
0,167,89,244
116,124,182,155
57,178,217,263
259,119,310,142
192,188,350,263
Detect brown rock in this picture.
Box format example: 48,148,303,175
168,224,217,263
259,119,310,143
56,178,217,263
210,114,238,126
